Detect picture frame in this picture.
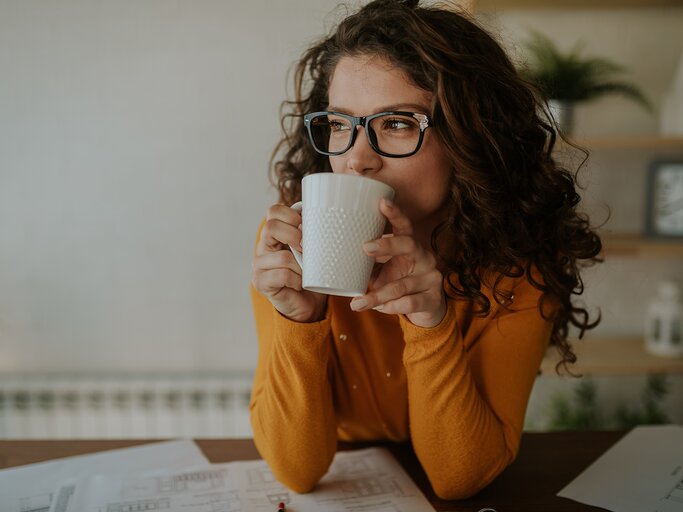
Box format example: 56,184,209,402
644,159,683,240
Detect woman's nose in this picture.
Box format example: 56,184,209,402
344,126,382,176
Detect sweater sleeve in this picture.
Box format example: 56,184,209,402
249,281,338,493
400,277,554,500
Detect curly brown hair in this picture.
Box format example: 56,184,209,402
269,0,602,375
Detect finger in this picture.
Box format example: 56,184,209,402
363,235,437,278
369,292,437,316
257,217,302,256
257,204,303,254
372,234,394,264
266,203,303,225
252,267,303,295
363,234,418,259
252,250,302,275
350,271,441,312
379,198,413,237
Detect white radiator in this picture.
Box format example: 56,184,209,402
0,372,253,439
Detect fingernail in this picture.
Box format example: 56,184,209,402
383,198,395,209
373,304,384,311
350,298,368,311
363,241,379,253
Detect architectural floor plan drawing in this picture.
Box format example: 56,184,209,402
122,468,229,497
246,466,279,488
19,493,52,512
276,448,433,512
49,467,242,512
0,440,209,512
105,497,171,512
45,448,435,512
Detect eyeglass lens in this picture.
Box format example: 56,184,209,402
309,113,422,156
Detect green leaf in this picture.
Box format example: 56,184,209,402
519,30,651,111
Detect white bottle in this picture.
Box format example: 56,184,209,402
645,281,683,358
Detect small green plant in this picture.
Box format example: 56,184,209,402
519,30,652,109
546,375,671,431
614,375,671,429
547,378,603,430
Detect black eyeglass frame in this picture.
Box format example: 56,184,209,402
303,111,431,158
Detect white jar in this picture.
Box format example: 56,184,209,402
644,281,683,358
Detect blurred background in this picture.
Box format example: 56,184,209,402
0,0,681,439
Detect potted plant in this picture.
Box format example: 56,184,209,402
519,31,652,135
546,375,670,431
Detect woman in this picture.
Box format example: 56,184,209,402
249,0,602,500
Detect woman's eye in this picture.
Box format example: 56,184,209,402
329,120,350,132
383,118,415,130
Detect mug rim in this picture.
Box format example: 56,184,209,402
302,172,395,194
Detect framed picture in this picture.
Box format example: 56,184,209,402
645,159,683,239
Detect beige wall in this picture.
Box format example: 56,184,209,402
0,0,344,371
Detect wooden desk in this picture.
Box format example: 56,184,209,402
0,431,627,512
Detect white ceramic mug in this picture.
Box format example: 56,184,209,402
290,173,395,297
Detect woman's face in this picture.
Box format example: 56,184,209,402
327,54,451,234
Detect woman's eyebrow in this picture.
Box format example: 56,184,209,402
326,103,430,113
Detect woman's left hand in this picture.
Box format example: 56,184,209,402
350,198,447,328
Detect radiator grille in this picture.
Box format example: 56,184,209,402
0,372,253,439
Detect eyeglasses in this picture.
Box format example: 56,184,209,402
303,111,431,158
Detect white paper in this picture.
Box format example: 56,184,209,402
49,465,241,512
0,439,209,512
49,447,435,512
558,425,683,512
657,475,683,512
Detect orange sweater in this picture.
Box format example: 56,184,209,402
249,267,555,500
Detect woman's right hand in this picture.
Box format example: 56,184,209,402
252,204,328,323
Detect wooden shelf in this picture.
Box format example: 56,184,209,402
541,336,683,376
555,135,683,151
602,233,683,258
473,0,683,9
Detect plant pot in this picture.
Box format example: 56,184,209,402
548,99,575,136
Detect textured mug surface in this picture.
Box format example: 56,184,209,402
291,173,395,297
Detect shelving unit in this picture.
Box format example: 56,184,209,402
602,233,683,258
545,135,683,377
541,337,683,376
471,0,683,9
555,135,683,152
552,136,683,257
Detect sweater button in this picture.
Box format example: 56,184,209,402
339,333,348,341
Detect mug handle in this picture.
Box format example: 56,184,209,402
289,201,304,268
